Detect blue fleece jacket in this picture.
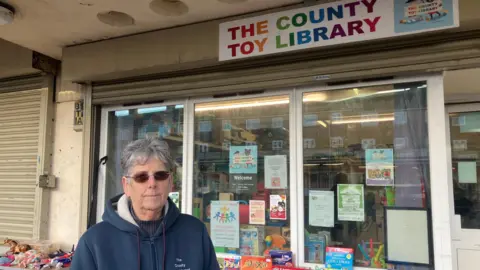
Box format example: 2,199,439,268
71,194,220,270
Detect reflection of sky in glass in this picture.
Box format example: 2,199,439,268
137,106,166,114
114,110,129,117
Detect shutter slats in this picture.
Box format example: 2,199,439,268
0,86,42,240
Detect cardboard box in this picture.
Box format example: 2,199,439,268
220,192,234,201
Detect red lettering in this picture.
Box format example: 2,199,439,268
348,20,364,36
240,41,255,55
228,26,240,40
364,16,381,32
344,2,361,16
241,23,255,38
361,0,378,13
228,43,240,57
254,38,268,52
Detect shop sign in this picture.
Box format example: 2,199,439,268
219,0,459,61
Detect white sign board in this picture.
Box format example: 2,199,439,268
219,0,458,61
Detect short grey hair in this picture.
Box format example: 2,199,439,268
121,138,175,176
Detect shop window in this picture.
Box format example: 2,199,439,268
302,82,433,268
449,111,480,229
103,105,184,212
192,95,291,257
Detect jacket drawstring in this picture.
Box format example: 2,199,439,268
162,221,166,270
136,229,141,270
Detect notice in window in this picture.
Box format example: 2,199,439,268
458,162,477,184
265,155,288,189
309,190,334,228
229,146,258,174
211,201,240,249
270,195,287,220
249,200,266,225
366,149,394,186
337,184,365,222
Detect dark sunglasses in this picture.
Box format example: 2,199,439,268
126,171,171,183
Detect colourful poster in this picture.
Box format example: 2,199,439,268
366,149,394,186
249,200,266,225
269,195,287,220
394,0,456,33
265,155,288,189
229,146,258,174
211,201,240,248
309,190,334,227
337,184,365,222
325,247,354,270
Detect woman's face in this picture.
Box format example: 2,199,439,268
122,157,172,218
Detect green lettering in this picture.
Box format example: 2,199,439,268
292,13,308,27
276,16,290,30
276,35,288,49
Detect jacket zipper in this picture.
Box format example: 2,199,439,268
150,239,158,270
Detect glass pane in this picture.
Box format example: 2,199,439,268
302,82,432,269
193,95,291,257
104,105,184,210
450,111,480,229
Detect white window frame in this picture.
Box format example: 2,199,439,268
96,99,188,222
294,75,452,270
186,89,299,260
94,74,452,269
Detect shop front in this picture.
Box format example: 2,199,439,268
93,74,450,270
74,0,480,269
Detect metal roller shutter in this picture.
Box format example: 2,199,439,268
92,34,480,105
0,75,53,241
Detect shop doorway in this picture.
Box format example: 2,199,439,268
447,103,480,270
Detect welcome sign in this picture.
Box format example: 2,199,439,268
219,0,459,61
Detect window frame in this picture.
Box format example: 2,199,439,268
295,75,451,269
94,74,452,269
96,99,188,223
186,89,299,260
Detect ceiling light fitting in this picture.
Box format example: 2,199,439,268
218,0,248,3
150,0,189,16
97,11,135,27
0,2,14,25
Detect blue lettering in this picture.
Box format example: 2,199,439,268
327,5,344,21
309,9,325,24
297,30,312,45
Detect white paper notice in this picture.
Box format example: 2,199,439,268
309,190,334,227
265,155,288,189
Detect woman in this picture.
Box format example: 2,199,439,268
71,138,219,270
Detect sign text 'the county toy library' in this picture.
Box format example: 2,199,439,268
218,0,459,61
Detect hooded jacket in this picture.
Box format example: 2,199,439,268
71,194,220,270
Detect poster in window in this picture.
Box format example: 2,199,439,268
265,155,288,189
246,119,261,130
211,201,240,249
272,117,284,129
269,195,287,220
309,190,334,227
229,146,258,174
394,0,456,34
337,184,365,222
325,247,354,270
366,149,394,186
249,200,266,225
229,174,257,194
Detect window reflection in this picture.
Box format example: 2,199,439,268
302,82,432,269
450,111,480,229
105,105,184,210
193,95,291,256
